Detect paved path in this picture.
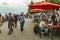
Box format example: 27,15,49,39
0,19,59,40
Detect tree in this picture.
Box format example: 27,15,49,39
46,0,60,4
27,0,34,14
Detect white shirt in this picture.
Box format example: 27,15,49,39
48,18,51,21
39,21,46,27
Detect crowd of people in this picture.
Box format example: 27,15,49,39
0,11,60,36
0,12,25,35
38,12,60,36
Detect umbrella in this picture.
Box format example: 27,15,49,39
29,9,45,13
29,1,60,10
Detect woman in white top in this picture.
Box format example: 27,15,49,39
39,16,49,34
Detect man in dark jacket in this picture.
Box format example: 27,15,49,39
14,14,18,28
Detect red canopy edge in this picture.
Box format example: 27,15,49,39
29,9,45,13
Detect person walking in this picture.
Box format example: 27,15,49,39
19,12,25,32
0,13,4,33
8,13,14,35
14,14,18,28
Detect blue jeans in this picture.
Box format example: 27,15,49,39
40,27,49,34
20,21,25,30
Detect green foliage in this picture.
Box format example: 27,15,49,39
31,0,34,4
46,0,60,4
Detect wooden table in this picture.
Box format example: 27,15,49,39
49,25,60,39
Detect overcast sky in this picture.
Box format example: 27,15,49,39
0,0,44,5
0,0,45,14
